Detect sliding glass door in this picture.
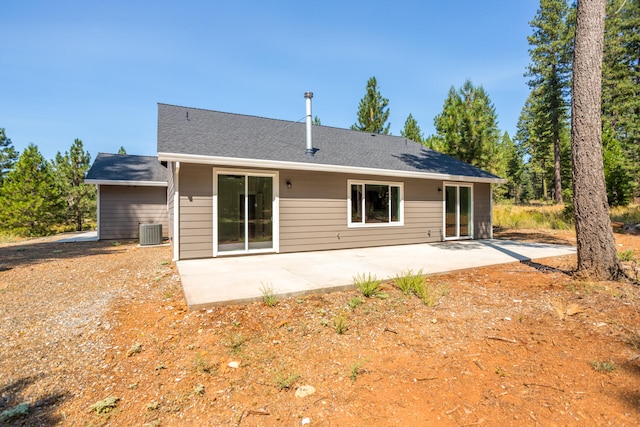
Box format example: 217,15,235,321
217,172,274,254
444,184,473,240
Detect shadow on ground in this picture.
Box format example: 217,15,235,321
493,228,575,245
0,240,133,271
0,376,68,425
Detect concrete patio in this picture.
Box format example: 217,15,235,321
176,239,576,310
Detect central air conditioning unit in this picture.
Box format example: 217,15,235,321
139,223,162,246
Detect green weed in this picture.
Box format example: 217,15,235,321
126,343,142,357
274,372,300,390
0,403,30,422
619,249,636,262
354,273,382,297
414,280,450,307
89,396,119,414
193,384,205,396
393,269,424,295
227,333,246,354
350,361,366,383
333,311,349,335
591,361,616,373
193,353,216,374
348,296,363,309
260,283,279,307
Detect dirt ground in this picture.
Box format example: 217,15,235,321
1,228,639,426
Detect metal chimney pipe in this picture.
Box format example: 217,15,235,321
304,92,314,156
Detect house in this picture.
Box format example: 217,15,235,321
157,95,505,261
85,153,169,240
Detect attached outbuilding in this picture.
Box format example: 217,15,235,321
85,153,169,240
157,97,505,261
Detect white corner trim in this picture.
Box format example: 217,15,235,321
157,152,507,184
173,162,180,261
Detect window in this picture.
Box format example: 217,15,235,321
349,180,403,226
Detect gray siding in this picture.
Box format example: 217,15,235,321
474,183,492,239
99,186,169,240
179,164,213,259
174,163,494,260
279,171,443,253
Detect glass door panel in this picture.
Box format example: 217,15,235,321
445,186,457,238
247,176,273,250
218,175,246,252
459,186,471,238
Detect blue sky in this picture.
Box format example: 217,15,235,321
2,1,539,160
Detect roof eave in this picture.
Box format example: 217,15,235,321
157,152,506,184
85,179,168,187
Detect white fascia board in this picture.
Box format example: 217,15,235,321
157,152,507,184
84,179,168,187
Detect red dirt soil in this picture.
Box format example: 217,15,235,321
1,228,639,426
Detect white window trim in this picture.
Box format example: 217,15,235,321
347,179,404,228
442,181,474,240
213,168,279,257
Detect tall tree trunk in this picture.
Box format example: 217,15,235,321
554,135,563,204
571,0,623,280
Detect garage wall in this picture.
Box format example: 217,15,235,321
99,185,169,240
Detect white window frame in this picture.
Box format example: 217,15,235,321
213,168,279,257
347,179,404,228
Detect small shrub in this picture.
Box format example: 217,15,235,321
111,241,121,247
89,396,119,414
393,269,424,295
160,260,170,265
260,283,279,307
333,311,349,334
354,273,382,297
127,343,142,357
0,403,30,422
591,361,616,373
275,372,300,390
146,401,160,411
348,296,363,309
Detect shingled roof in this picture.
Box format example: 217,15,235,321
85,153,167,186
157,103,504,183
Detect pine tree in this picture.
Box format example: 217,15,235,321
54,139,96,231
0,144,63,236
0,128,18,185
430,80,502,174
571,0,623,280
602,0,640,197
526,0,574,204
602,122,633,206
351,76,391,134
515,92,552,200
117,146,127,154
400,113,423,143
497,132,527,202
